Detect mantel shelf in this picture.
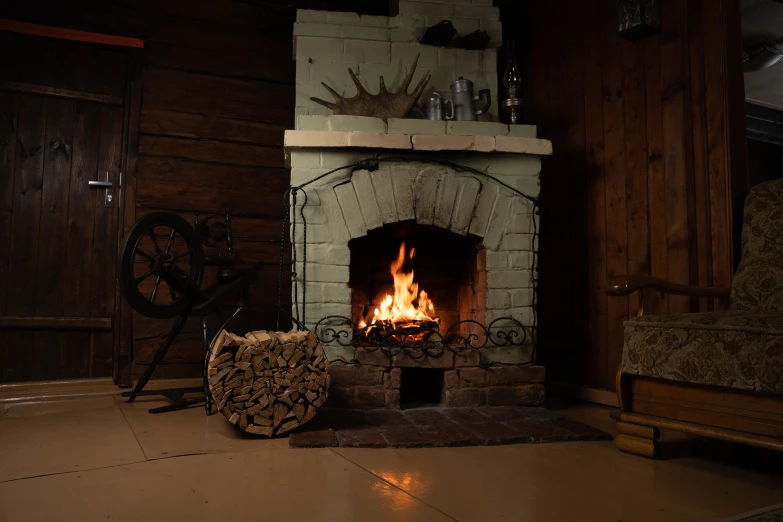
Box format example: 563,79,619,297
284,129,553,156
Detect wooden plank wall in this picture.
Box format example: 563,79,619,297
2,0,390,384
524,0,748,391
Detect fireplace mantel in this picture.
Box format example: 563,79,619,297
284,117,553,157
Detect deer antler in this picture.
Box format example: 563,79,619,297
310,54,431,120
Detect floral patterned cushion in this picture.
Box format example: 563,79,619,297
730,179,783,311
622,310,783,394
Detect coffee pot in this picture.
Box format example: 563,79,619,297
450,77,491,121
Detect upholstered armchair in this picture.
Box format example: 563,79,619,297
606,179,783,458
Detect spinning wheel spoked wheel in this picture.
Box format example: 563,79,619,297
118,212,205,319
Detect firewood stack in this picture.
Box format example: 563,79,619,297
208,329,330,436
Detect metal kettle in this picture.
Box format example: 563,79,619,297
450,77,491,121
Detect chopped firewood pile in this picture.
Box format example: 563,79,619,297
208,329,330,436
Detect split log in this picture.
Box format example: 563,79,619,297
208,329,329,436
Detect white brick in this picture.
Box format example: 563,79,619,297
499,233,528,252
344,40,391,64
487,155,541,176
285,130,348,148
390,14,428,28
290,187,321,207
316,187,350,243
399,0,454,17
445,120,505,136
390,26,419,42
293,223,331,244
295,243,350,266
486,290,510,309
342,25,390,41
296,59,310,84
392,165,417,220
321,283,352,303
455,49,482,75
413,169,440,225
485,251,508,270
297,9,328,23
308,61,350,98
387,118,446,135
472,135,495,152
509,288,532,308
507,209,534,234
483,196,511,251
291,167,335,186
295,37,344,62
295,106,331,118
292,282,323,304
480,19,502,33
371,168,399,224
495,136,553,155
391,43,439,68
454,4,499,19
361,15,391,27
296,115,329,131
450,176,481,235
325,115,387,133
302,205,327,225
412,134,474,151
415,68,453,94
434,173,459,229
482,49,498,72
347,132,411,149
509,249,533,268
320,150,368,169
448,154,490,173
334,183,368,238
448,17,481,36
289,150,321,169
294,22,342,38
496,175,539,198
487,270,527,289
438,47,457,69
352,170,383,231
327,11,360,25
468,183,498,237
472,0,493,5
302,263,350,283
357,63,407,92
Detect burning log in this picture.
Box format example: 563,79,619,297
208,329,329,436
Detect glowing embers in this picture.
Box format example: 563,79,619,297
357,242,440,343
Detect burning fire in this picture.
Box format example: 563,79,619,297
359,242,438,332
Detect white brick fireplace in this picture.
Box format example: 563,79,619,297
285,3,553,372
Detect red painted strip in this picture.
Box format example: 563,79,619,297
0,19,144,48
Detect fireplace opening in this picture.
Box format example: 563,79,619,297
349,221,486,344
399,368,444,408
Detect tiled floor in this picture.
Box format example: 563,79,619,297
1,396,782,522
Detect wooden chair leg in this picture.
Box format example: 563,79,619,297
615,420,660,458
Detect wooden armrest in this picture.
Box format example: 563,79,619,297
606,275,730,298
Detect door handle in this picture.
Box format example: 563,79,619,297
88,172,117,208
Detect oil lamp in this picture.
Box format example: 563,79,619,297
501,40,523,125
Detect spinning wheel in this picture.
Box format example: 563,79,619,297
118,212,204,319
117,210,262,415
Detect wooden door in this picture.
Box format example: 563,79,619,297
0,31,128,382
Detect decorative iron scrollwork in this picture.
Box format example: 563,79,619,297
313,315,529,359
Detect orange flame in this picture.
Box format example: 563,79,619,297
359,242,438,330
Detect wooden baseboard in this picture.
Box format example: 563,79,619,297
546,381,619,407
0,377,202,405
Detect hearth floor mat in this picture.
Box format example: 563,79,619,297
288,406,611,448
